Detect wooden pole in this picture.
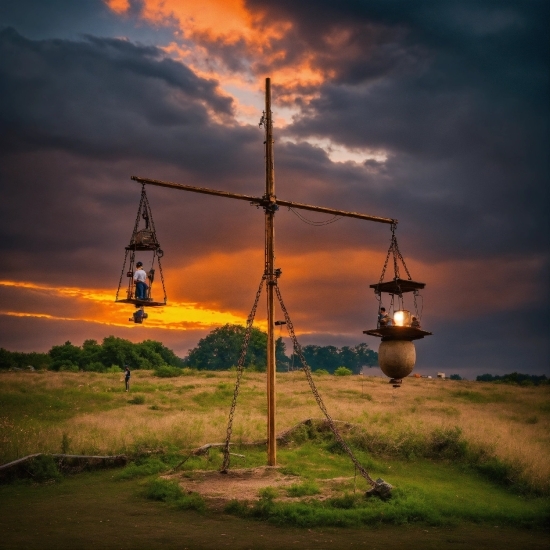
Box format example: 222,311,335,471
265,78,277,466
130,176,396,225
130,79,399,470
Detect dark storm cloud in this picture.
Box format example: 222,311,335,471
240,0,549,374
0,0,176,44
247,0,550,262
417,306,550,378
0,28,247,167
0,28,266,288
247,0,549,87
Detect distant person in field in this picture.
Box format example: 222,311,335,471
133,261,148,300
130,306,148,324
411,316,421,328
124,366,131,392
378,307,391,327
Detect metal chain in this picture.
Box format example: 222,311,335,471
115,249,130,302
413,291,423,321
393,235,412,280
392,233,401,281
274,284,377,488
132,185,147,240
157,254,167,303
378,224,412,283
142,187,169,303
289,207,342,226
378,225,395,284
221,275,266,473
118,184,168,304
116,187,147,301
127,251,136,300
143,188,159,245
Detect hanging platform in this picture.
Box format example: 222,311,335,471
367,228,431,344
126,229,161,251
115,298,166,307
363,326,432,341
115,184,168,310
370,278,425,295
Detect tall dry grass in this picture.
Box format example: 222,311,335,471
1,370,549,492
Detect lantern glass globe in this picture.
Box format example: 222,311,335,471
393,310,411,327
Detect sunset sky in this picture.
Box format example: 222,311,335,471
0,0,548,378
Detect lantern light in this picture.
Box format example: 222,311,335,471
393,310,411,327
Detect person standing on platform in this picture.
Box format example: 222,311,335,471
133,261,148,300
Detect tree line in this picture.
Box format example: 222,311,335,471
182,324,377,373
0,337,184,372
295,342,377,374
1,324,378,374
476,372,548,386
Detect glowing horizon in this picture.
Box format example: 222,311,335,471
0,280,248,331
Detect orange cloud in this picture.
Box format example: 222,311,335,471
104,0,130,15
105,0,329,109
0,280,246,332
2,310,141,329
164,247,390,334
141,0,261,44
161,247,546,335
3,247,540,346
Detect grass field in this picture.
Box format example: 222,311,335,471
1,468,548,550
1,370,549,491
0,369,549,547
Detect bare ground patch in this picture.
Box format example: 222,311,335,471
165,466,352,506
166,466,297,504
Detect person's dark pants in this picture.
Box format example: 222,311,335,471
125,377,130,391
135,281,147,300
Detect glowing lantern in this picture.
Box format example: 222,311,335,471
393,310,411,327
363,226,432,386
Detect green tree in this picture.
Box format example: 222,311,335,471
275,338,289,371
49,341,83,371
82,361,107,372
353,342,378,371
300,345,340,373
81,339,103,370
0,348,17,370
4,339,187,373
0,348,52,370
99,336,145,369
185,324,286,371
138,340,185,368
476,372,548,386
295,343,377,374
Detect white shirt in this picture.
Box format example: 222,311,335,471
134,268,147,283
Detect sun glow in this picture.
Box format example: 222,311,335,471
0,280,246,331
